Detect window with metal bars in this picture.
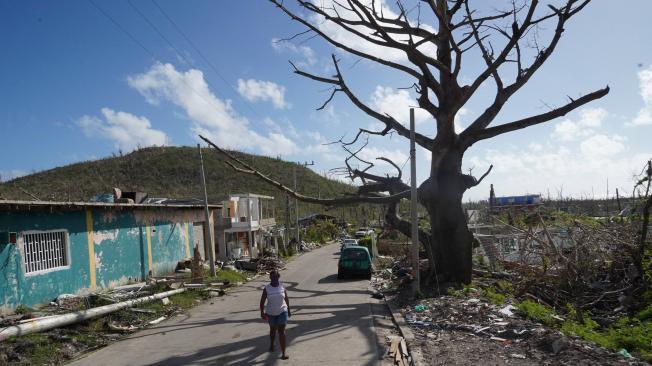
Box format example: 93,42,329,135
21,230,69,274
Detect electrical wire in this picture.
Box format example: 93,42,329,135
150,0,264,119
126,0,231,103
88,0,245,128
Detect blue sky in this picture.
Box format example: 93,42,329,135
1,0,651,201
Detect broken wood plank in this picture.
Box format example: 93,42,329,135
400,338,408,357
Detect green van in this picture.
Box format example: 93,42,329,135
338,246,372,280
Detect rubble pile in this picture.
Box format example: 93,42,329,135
398,294,639,365
370,255,413,293
256,256,286,274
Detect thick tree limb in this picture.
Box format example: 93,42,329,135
462,86,609,145
199,135,410,205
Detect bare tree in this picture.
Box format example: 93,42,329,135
204,0,608,285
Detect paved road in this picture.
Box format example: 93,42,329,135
69,243,389,365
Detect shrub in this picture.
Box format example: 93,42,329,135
305,220,338,243
483,287,506,305
358,236,373,256
516,300,560,327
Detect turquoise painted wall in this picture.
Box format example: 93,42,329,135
150,221,188,276
0,208,198,312
92,210,148,289
0,210,90,313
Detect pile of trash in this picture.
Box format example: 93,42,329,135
404,297,532,343
371,255,413,293
256,256,286,274
398,294,640,365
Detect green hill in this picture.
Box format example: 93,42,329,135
0,146,359,223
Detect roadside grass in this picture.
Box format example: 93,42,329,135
208,269,251,283
445,278,652,362
3,333,65,365
515,299,652,361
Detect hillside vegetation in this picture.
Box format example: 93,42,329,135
0,146,356,221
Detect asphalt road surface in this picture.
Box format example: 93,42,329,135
69,242,391,365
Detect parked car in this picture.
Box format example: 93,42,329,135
354,227,374,238
340,238,358,251
338,246,372,279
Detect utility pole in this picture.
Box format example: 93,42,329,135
409,108,420,295
294,161,314,250
198,144,216,277
285,193,290,251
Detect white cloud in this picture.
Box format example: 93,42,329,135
358,147,409,167
630,65,652,126
263,117,282,133
76,108,168,151
271,38,317,67
127,63,298,156
465,134,648,200
302,138,342,163
306,131,323,141
236,79,290,109
454,107,469,133
551,107,608,141
580,134,626,157
370,86,433,125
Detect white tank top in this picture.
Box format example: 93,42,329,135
265,283,288,316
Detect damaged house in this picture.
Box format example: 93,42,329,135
216,193,277,260
0,199,222,313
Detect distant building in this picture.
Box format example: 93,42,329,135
0,200,221,313
216,193,277,260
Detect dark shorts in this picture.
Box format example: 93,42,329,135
267,311,288,326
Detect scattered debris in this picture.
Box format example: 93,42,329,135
148,316,166,325
498,305,516,317
386,336,411,366
256,256,286,273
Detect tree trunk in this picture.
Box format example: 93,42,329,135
421,148,473,284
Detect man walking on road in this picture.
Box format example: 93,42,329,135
260,269,291,360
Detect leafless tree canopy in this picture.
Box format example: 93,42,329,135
205,0,608,284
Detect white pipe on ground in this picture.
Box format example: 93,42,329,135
0,288,186,341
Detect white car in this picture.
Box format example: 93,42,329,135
341,238,358,250
354,228,374,238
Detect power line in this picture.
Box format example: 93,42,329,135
87,0,155,58
126,0,230,103
150,0,264,119
88,0,241,127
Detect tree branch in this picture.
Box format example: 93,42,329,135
199,135,410,205
269,0,422,79
463,86,609,145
